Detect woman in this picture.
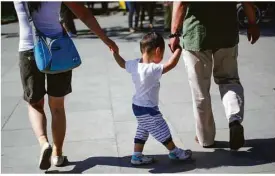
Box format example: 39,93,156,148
13,1,118,170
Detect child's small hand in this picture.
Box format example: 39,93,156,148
174,45,182,52
168,44,182,53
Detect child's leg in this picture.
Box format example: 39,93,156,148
163,138,176,150
144,111,192,160
131,124,154,165
162,137,192,160
133,124,149,153
134,143,144,153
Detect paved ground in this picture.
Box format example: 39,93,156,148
1,11,275,174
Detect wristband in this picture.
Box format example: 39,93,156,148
169,32,182,38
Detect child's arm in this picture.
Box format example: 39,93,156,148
162,45,182,74
112,52,126,69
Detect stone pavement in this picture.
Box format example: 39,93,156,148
1,11,275,174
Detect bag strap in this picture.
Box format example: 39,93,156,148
23,2,45,37
23,2,66,39
23,2,32,22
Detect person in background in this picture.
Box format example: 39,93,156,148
126,1,141,32
163,1,173,32
140,2,155,29
119,1,127,16
60,2,77,37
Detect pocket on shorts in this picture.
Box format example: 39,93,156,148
19,49,46,103
19,49,36,74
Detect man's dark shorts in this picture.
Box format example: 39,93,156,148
19,49,72,104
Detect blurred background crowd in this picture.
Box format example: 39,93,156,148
2,1,275,37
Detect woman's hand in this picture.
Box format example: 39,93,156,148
105,38,119,53
65,2,119,53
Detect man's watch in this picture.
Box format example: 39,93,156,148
169,32,182,38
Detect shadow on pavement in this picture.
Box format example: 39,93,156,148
46,137,275,174
1,33,19,38
76,27,168,42
76,16,168,42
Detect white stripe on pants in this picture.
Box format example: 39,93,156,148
135,112,171,143
183,45,244,146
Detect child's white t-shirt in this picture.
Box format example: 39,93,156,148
126,58,164,107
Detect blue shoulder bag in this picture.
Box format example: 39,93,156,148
24,3,81,74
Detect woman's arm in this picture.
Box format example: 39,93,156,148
13,2,35,51
64,2,118,52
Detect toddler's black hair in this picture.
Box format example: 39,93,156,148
140,32,165,54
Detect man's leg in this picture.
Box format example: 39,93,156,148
183,49,216,147
213,45,244,150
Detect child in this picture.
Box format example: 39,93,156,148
111,32,192,165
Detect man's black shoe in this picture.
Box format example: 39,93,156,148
229,120,245,150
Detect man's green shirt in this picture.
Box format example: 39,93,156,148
182,2,239,51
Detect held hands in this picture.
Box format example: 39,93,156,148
169,36,180,53
105,38,119,53
247,23,260,44
110,45,120,59
110,44,125,69
110,47,118,55
168,42,182,54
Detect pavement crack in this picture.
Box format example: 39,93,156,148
1,99,22,130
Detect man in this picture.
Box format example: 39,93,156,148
169,2,260,150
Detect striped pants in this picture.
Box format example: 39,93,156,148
132,104,172,145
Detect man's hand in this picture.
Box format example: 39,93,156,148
247,24,260,44
169,36,180,53
170,2,187,52
242,2,260,44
